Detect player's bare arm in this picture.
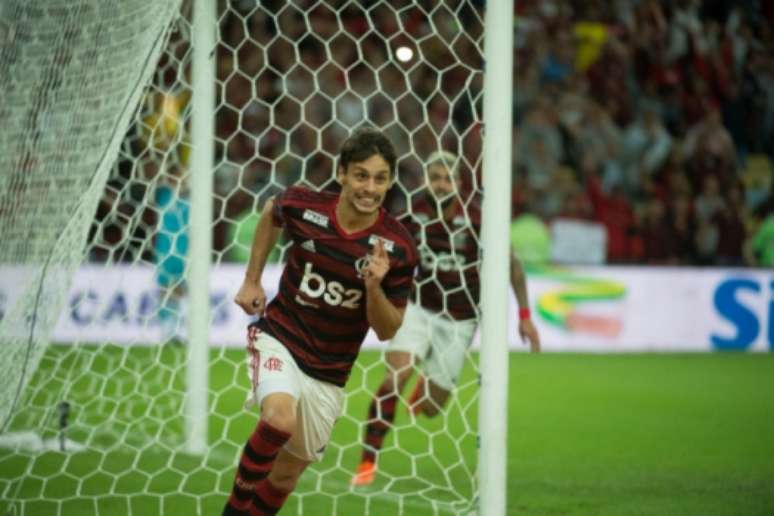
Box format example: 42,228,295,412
234,198,282,316
510,252,541,353
364,238,405,340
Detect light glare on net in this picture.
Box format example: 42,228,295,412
395,46,413,62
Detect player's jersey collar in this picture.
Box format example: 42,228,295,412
330,195,386,239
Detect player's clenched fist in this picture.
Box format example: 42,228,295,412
234,280,266,316
363,238,390,288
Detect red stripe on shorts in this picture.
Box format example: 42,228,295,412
247,327,262,395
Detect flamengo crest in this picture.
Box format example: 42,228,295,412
264,357,283,371
354,256,370,278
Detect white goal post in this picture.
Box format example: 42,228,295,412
185,0,216,457
479,1,514,514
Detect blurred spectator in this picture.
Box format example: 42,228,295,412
743,155,773,212
558,178,594,222
683,109,736,189
750,209,774,267
510,213,551,266
694,175,726,224
584,157,636,263
619,106,672,195
713,183,748,266
541,29,575,85
515,98,563,192
587,33,635,125
760,54,774,161
692,174,725,264
667,192,697,264
665,0,702,64
564,101,623,189
637,197,674,264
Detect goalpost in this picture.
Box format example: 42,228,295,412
185,0,216,458
479,1,513,515
0,1,513,514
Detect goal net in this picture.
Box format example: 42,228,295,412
0,1,486,514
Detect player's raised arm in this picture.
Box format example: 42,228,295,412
510,251,540,353
234,198,283,316
364,238,405,340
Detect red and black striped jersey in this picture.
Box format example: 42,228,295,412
254,186,418,387
401,195,482,321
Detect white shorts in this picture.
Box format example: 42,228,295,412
245,330,345,462
387,302,477,391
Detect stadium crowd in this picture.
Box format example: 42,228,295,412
93,0,774,267
507,0,774,266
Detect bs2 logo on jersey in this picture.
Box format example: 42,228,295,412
711,278,773,350
298,262,363,309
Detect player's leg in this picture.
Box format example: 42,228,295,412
414,315,477,417
406,371,426,414
353,303,430,486
253,448,310,515
223,333,300,515
360,350,415,458
417,379,452,417
252,371,345,513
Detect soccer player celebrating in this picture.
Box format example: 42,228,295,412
224,128,418,515
351,150,541,487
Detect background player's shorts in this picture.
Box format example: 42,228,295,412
245,329,345,462
387,302,477,391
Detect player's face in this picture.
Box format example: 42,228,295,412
337,154,392,216
426,163,457,205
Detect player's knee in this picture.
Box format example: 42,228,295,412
379,376,400,396
260,404,296,434
268,469,301,493
381,369,412,395
386,352,414,380
263,411,295,434
423,386,449,417
389,370,412,392
397,366,415,385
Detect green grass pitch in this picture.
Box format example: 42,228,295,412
1,346,773,515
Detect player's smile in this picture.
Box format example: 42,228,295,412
354,192,381,210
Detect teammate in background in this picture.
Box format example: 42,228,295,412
352,151,541,487
224,128,418,515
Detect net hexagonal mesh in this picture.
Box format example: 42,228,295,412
0,1,486,514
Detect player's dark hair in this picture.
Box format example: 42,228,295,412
339,127,397,177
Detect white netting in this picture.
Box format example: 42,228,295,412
0,1,486,514
0,0,182,432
